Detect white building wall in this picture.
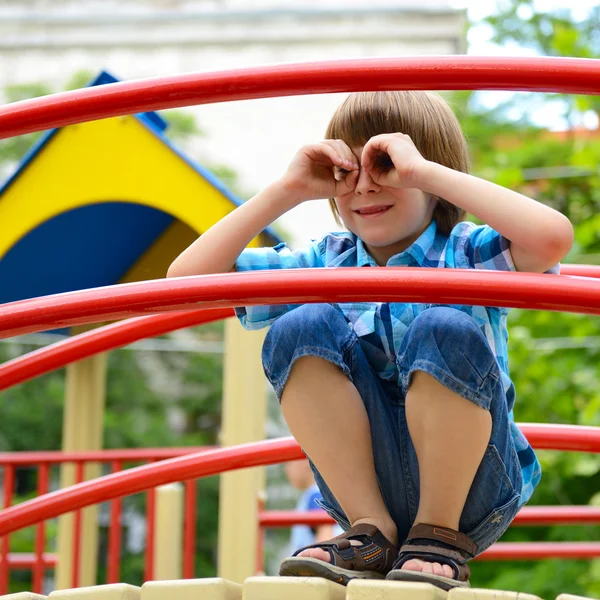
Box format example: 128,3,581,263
0,0,466,244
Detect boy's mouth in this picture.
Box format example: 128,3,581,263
354,205,393,218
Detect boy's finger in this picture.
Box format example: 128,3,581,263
328,140,359,169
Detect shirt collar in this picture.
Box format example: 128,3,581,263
356,220,438,267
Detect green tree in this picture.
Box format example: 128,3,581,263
448,3,600,597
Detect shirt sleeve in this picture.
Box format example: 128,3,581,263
233,240,325,329
306,489,323,512
455,222,560,275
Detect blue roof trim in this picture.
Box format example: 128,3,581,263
0,69,282,245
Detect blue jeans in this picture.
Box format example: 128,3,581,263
262,304,523,555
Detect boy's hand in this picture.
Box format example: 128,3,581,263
361,133,428,189
279,140,360,203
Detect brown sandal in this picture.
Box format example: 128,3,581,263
279,523,398,585
386,523,476,590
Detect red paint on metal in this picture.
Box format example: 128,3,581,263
561,265,600,278
0,57,599,140
107,461,123,584
0,308,232,390
0,428,597,537
259,505,600,528
0,448,215,465
0,465,14,594
33,463,49,594
477,542,600,560
72,462,84,588
3,269,600,339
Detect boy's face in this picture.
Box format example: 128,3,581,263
334,145,437,266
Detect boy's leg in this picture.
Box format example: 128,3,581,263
402,371,491,578
263,303,410,562
395,306,523,578
282,355,398,550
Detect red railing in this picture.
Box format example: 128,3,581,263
1,425,599,593
0,447,215,592
1,56,599,140
1,55,600,593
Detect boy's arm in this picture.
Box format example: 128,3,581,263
417,163,574,274
167,140,360,278
361,133,573,274
167,182,297,277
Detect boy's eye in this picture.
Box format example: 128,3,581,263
334,167,350,175
375,154,394,170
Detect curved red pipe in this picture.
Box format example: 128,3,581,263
1,266,599,390
0,308,232,390
0,426,597,537
3,268,600,339
0,57,599,139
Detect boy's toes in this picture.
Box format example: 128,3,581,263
297,548,331,562
401,559,454,579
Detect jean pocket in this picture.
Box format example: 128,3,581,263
315,498,351,531
461,444,522,555
465,493,520,555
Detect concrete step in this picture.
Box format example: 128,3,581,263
2,577,597,600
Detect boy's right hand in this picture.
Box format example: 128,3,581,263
279,140,360,203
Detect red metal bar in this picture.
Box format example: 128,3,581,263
477,542,600,560
0,266,596,393
561,265,600,278
72,461,84,589
107,461,123,584
144,486,156,582
4,269,600,339
183,479,197,579
33,463,49,594
0,309,232,391
0,438,303,536
259,505,600,528
0,427,598,537
0,465,14,594
520,423,600,453
0,447,215,465
0,57,599,140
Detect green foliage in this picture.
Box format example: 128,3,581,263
448,3,600,597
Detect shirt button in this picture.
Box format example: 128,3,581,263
348,322,354,330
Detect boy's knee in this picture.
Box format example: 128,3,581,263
262,304,354,398
265,303,345,347
399,307,501,404
405,307,487,353
262,304,351,368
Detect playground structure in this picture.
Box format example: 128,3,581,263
0,56,599,600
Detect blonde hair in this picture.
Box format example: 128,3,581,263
324,91,469,235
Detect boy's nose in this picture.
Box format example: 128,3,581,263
355,169,381,195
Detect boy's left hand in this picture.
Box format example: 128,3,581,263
361,133,428,189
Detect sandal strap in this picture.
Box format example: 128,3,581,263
406,523,477,556
291,523,398,574
392,523,476,583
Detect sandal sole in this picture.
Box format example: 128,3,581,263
280,557,385,586
386,569,470,591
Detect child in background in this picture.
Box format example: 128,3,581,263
168,90,573,590
284,459,343,557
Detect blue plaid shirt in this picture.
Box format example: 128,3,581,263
235,220,558,505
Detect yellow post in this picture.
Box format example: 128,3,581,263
153,483,184,580
56,352,108,589
217,318,267,583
